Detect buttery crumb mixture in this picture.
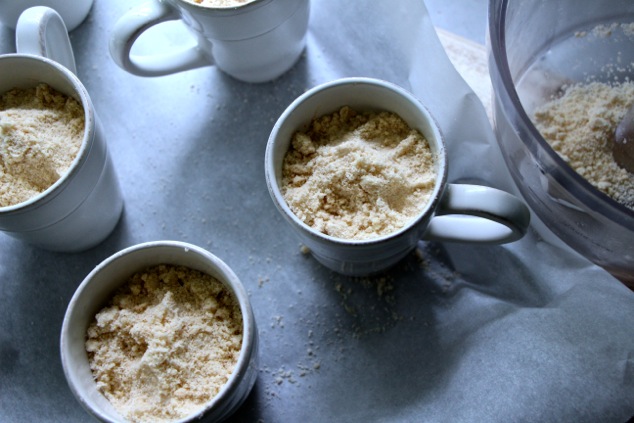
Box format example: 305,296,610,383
86,265,243,423
281,106,436,240
533,81,634,209
0,83,84,207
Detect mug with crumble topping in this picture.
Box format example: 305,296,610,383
60,241,259,423
265,77,531,276
0,7,123,252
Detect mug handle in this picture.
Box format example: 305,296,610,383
109,1,212,77
15,6,77,75
422,184,531,244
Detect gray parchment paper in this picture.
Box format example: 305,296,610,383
0,0,632,422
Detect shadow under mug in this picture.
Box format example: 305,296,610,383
0,7,123,252
265,77,531,276
109,0,310,83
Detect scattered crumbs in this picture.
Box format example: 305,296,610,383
273,367,296,385
575,21,634,39
622,22,634,37
414,246,429,269
271,315,285,329
257,276,270,288
591,23,619,38
259,245,467,404
330,272,402,339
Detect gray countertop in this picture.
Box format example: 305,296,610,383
2,1,633,422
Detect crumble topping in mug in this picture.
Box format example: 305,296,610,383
0,83,84,207
282,106,436,240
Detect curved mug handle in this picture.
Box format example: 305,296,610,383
16,6,77,75
109,1,212,77
423,184,531,244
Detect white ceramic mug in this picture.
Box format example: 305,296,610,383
60,241,259,423
0,7,123,252
110,0,310,83
0,0,94,31
265,78,531,276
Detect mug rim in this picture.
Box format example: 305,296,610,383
265,76,448,247
173,0,272,12
0,53,95,214
60,240,258,423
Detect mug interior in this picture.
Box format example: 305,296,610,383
60,241,256,423
176,0,269,10
0,54,92,212
266,77,448,245
173,0,306,40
